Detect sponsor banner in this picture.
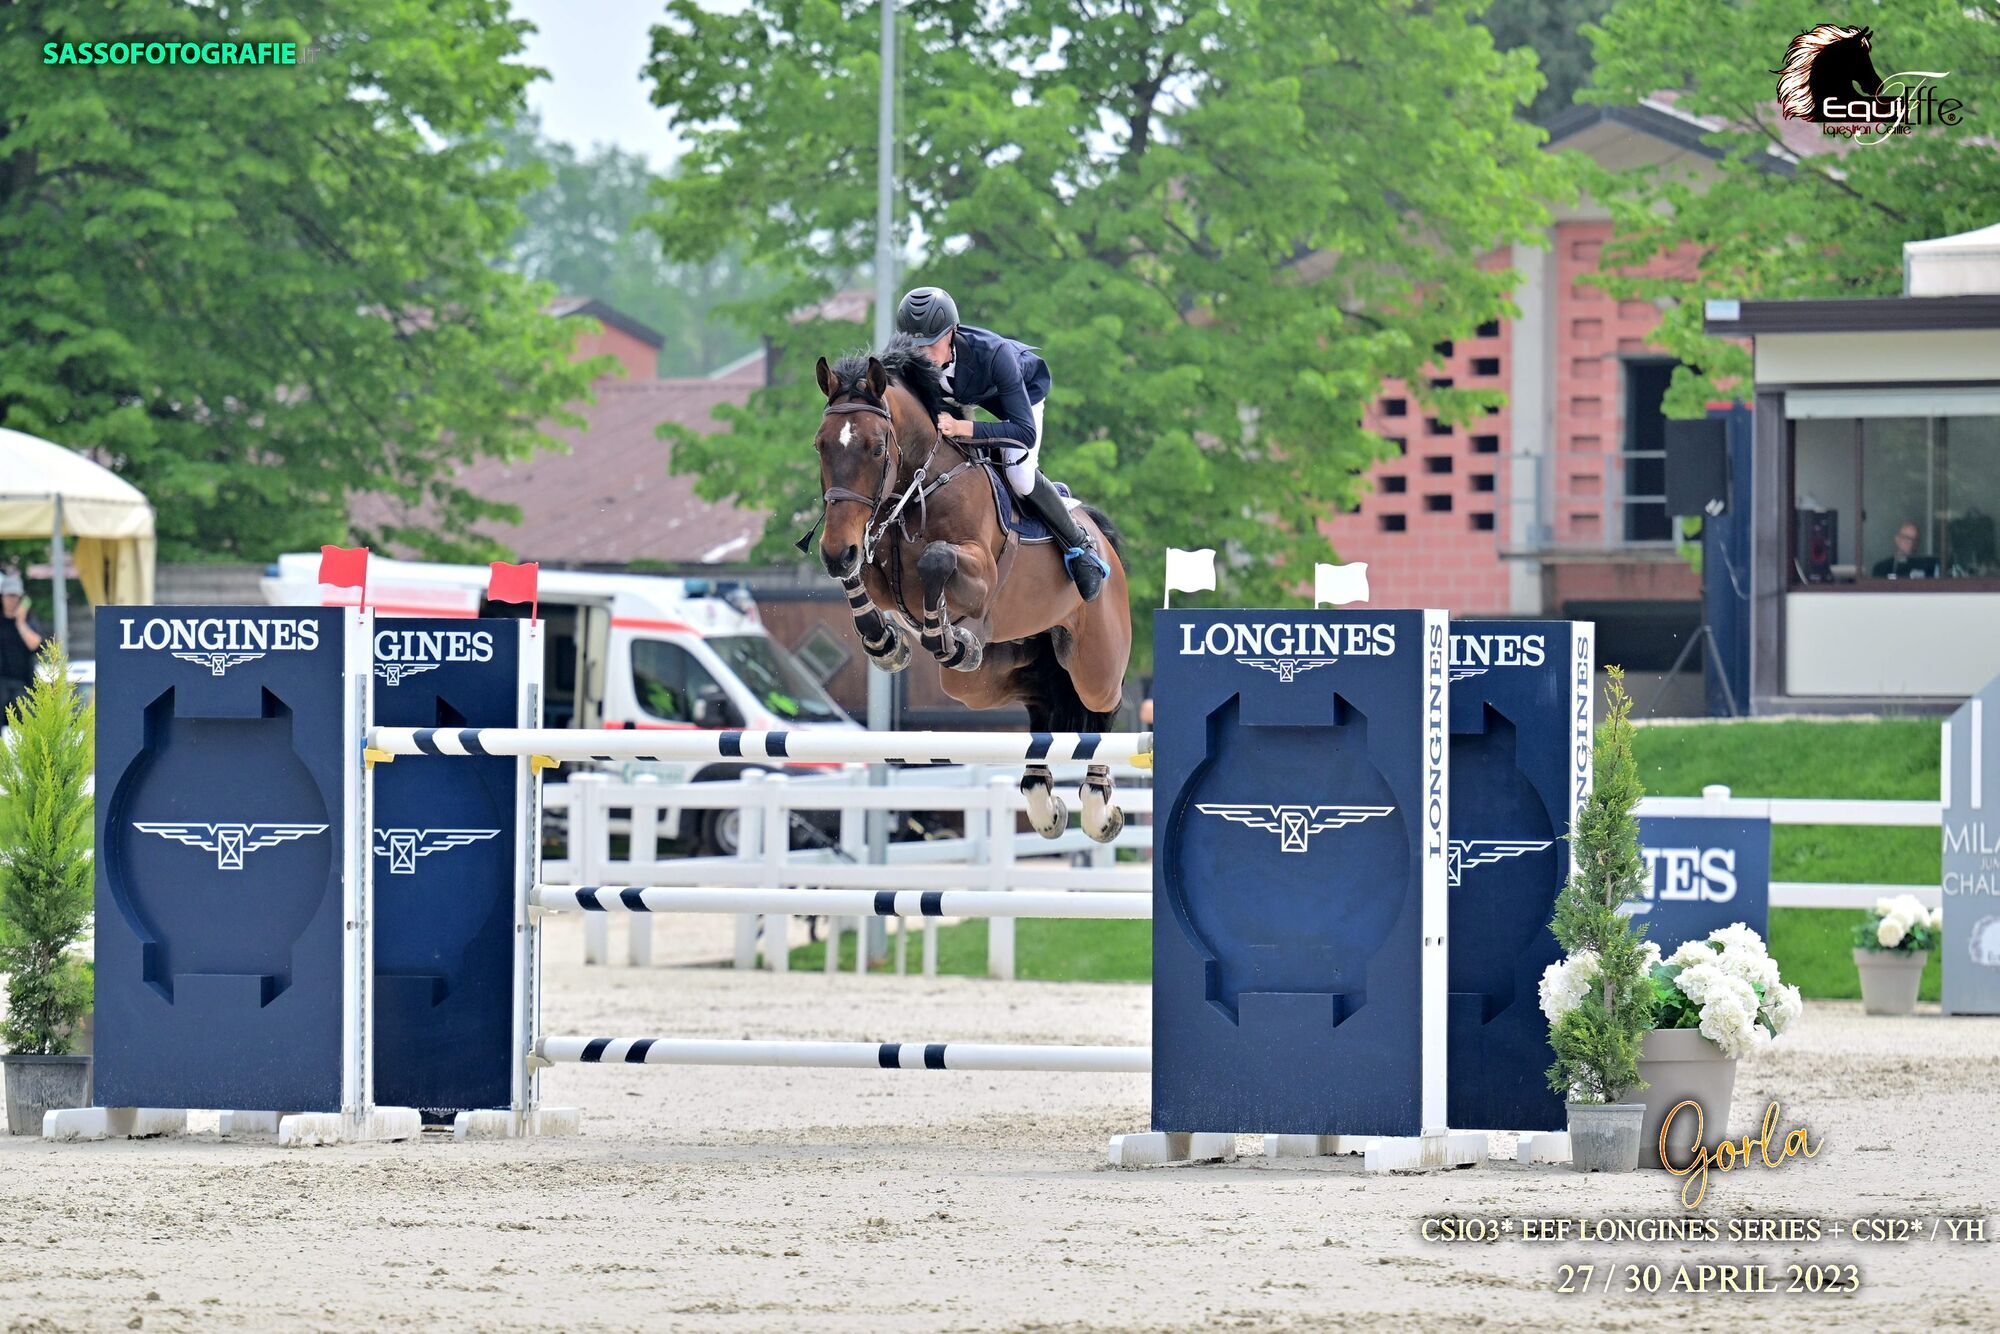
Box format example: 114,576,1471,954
1626,816,1773,955
94,606,355,1113
1445,620,1593,1133
372,618,533,1119
1153,609,1446,1138
1943,685,2000,1014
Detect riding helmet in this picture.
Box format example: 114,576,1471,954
896,286,959,340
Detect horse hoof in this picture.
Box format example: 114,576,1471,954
1084,804,1124,844
1035,793,1067,838
871,638,913,673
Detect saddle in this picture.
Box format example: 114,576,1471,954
978,462,1076,545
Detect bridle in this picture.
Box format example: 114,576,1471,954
807,395,974,570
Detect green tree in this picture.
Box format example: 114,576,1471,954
1485,0,1616,123
1,2,602,562
1582,0,2000,416
491,116,781,377
1546,667,1653,1104
0,644,94,1055
644,1,1564,646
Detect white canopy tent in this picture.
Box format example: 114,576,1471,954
0,428,157,648
1904,222,2000,297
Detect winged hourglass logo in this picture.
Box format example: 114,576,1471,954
133,821,329,870
170,651,265,677
373,828,503,875
1446,839,1554,888
1236,658,1336,683
1195,804,1393,853
375,660,441,687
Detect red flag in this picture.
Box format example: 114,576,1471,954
319,544,370,610
487,560,539,625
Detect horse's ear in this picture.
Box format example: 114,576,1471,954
866,357,889,401
814,356,834,399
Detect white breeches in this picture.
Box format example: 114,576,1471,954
1002,400,1045,496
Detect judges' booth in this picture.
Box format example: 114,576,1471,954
1706,224,2000,713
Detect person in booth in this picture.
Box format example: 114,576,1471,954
1872,520,1940,580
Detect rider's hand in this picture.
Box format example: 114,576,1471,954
939,415,973,440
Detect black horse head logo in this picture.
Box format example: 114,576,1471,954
1775,24,1885,122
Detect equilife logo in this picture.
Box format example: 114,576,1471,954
373,827,502,875
1177,621,1395,681
372,627,495,686
1195,803,1393,854
132,821,329,870
1774,25,1959,143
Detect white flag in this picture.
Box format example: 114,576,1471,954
1163,548,1216,607
1314,561,1370,607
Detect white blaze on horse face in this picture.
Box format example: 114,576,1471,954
838,421,853,447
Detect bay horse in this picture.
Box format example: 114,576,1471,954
810,336,1133,841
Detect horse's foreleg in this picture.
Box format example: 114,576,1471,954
916,540,985,672
1078,764,1124,844
838,571,912,672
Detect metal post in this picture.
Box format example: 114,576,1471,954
734,772,765,969
572,773,610,966
864,0,899,969
627,776,657,967
764,774,790,972
50,495,67,648
986,775,1016,980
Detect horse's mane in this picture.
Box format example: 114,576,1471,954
1775,24,1867,119
827,333,949,424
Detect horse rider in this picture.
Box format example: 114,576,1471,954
894,286,1111,602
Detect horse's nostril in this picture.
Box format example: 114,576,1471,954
824,545,858,576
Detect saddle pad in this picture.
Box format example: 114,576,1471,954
982,464,1077,545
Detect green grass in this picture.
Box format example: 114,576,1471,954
793,719,1944,1000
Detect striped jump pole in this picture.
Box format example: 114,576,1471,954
536,885,1151,920
365,726,1153,768
539,1036,1152,1073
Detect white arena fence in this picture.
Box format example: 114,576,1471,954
547,766,1151,979
544,774,1939,980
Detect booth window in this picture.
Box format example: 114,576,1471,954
631,640,728,724
1791,411,2000,587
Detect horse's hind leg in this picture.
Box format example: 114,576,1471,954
1079,766,1122,843
916,540,985,672
1020,765,1066,839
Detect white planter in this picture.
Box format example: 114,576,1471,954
1634,1028,1737,1171
1854,948,1927,1016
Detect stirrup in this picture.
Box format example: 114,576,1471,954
1064,543,1110,579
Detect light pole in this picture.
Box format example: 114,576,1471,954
864,0,898,965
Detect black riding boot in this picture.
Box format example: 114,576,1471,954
1022,473,1108,603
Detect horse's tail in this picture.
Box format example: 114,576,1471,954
1079,503,1123,559
1016,632,1118,732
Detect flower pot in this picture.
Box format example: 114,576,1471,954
2,1053,93,1135
1854,948,1927,1016
1634,1028,1738,1171
1565,1102,1645,1173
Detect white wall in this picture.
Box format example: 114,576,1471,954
1787,592,2000,696
1758,330,2000,385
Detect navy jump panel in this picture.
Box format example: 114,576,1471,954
371,619,526,1121
1152,610,1446,1137
94,607,353,1113
1445,620,1593,1132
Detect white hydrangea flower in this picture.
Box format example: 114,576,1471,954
1639,940,1663,971
1877,916,1907,949
1675,961,1728,1005
1715,945,1781,995
1698,978,1767,1059
1666,938,1716,969
1709,923,1769,958
1539,950,1600,1023
1763,982,1804,1036
1929,906,1945,930
1874,896,1895,917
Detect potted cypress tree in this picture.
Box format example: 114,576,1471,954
0,643,96,1134
1540,667,1652,1172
